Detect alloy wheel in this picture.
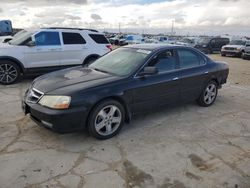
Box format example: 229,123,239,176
204,83,217,105
0,64,18,84
94,105,122,136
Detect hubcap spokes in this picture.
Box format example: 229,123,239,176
204,84,216,104
95,105,122,136
0,64,18,84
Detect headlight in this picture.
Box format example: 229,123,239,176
38,95,71,109
202,44,207,47
236,47,241,51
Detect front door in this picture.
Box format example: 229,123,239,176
131,49,180,114
24,31,62,68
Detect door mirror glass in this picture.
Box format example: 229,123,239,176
26,41,36,47
138,66,158,76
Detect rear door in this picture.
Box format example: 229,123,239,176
177,49,209,102
131,49,181,113
24,31,62,68
60,32,87,66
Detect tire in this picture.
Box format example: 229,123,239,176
88,99,125,139
221,53,225,57
0,60,21,85
241,52,246,59
197,80,218,107
83,56,98,66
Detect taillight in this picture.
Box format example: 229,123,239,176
106,44,112,51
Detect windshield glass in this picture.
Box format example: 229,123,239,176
89,48,150,76
9,30,33,45
229,40,246,45
198,38,211,44
180,38,193,43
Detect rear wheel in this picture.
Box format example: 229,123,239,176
0,61,21,85
197,81,218,107
88,100,125,139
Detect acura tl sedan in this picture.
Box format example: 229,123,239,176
22,44,229,139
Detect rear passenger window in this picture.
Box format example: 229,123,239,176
89,34,109,44
148,50,176,73
177,49,205,69
62,32,86,44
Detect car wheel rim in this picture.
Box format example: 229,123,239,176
204,83,217,105
94,105,122,136
0,64,18,84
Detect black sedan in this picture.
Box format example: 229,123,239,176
22,44,229,139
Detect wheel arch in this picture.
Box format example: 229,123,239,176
83,54,100,64
85,96,132,128
0,56,25,74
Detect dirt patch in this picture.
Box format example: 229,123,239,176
185,171,203,181
123,160,154,187
188,154,214,171
158,178,186,188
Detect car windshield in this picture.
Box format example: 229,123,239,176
198,38,211,44
180,38,193,43
9,30,33,45
229,40,246,45
89,48,150,76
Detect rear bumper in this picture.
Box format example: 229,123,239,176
22,100,88,133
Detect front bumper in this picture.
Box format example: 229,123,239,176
22,100,88,133
221,50,241,57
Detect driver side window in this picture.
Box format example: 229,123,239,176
147,50,176,73
35,31,61,46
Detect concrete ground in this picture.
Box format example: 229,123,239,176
0,55,250,188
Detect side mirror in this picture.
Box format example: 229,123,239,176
138,66,158,77
26,41,36,47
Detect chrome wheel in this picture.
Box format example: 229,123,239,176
94,105,122,136
0,64,18,84
204,83,217,105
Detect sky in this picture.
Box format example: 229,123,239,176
0,0,250,36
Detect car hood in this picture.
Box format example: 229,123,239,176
223,44,243,48
32,66,121,94
0,42,13,49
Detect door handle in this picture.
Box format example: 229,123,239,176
204,71,209,74
172,77,179,81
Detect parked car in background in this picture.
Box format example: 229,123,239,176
125,35,145,45
22,44,229,139
0,27,112,85
221,40,249,57
0,35,13,43
109,35,126,45
242,42,250,59
176,37,197,47
194,37,229,54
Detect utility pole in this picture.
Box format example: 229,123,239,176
118,23,121,33
171,19,175,35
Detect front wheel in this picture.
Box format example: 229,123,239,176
197,81,218,107
88,100,125,139
0,61,21,85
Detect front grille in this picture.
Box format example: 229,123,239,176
26,88,44,103
224,47,236,51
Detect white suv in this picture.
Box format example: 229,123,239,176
0,27,112,84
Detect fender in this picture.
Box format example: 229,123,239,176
0,56,26,73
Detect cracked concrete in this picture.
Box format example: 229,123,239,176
0,55,250,188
